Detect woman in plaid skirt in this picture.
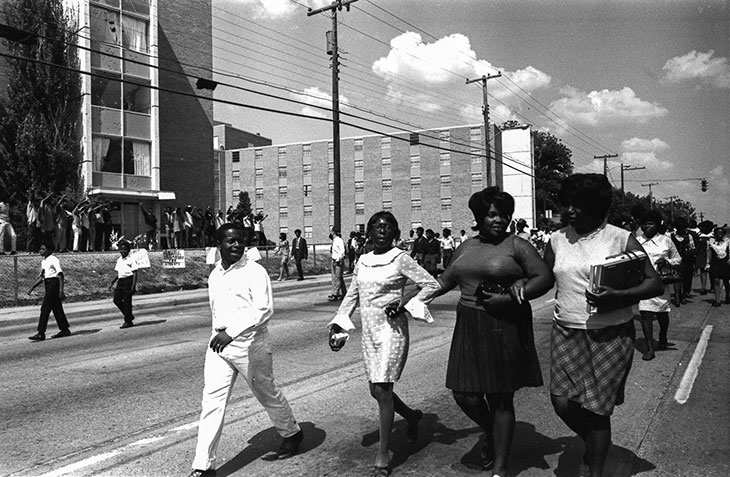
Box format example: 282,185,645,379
543,174,662,477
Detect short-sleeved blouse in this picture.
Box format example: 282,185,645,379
550,222,633,329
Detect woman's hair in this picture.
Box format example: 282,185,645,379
468,187,515,230
279,232,287,240
365,211,400,242
117,239,132,250
641,210,663,225
558,174,613,220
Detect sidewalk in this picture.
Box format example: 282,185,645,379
1,273,333,325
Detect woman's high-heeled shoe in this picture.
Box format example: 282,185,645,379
371,465,391,476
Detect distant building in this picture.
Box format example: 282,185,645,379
0,0,215,242
219,124,536,244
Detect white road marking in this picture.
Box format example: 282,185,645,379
39,451,122,477
674,324,713,405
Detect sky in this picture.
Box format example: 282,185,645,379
210,0,730,223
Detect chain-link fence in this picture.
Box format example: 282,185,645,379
0,244,333,308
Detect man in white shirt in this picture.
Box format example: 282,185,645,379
109,240,138,329
189,224,302,477
27,241,70,340
328,228,347,301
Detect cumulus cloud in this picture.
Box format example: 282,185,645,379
372,32,550,115
290,87,348,118
549,87,668,127
235,0,329,19
662,50,730,88
620,137,673,170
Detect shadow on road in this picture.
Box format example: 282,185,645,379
215,421,325,476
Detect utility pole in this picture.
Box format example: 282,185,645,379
666,195,679,222
466,72,501,187
621,164,645,194
641,182,659,209
595,153,618,177
308,0,357,233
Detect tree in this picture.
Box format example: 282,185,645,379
0,0,82,202
532,131,574,216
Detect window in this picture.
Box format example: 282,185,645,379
255,167,263,177
441,175,451,187
304,226,313,238
278,165,287,178
303,184,312,196
381,157,391,166
354,138,363,151
470,127,481,142
356,203,365,215
232,151,240,163
441,197,452,211
279,226,288,234
409,132,420,145
411,221,422,231
232,170,240,180
471,172,482,186
411,198,422,212
354,159,364,170
232,189,240,201
410,177,421,189
303,163,312,175
254,149,263,161
381,137,391,158
329,203,335,215
410,155,420,168
439,130,450,142
439,152,450,166
471,149,482,163
382,178,392,191
328,183,334,192
279,206,288,218
303,144,311,159
278,146,286,159
279,185,287,198
382,200,392,211
303,205,313,217
255,188,263,199
441,220,452,229
355,181,364,192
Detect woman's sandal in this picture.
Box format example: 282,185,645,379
464,441,495,471
406,409,423,441
371,465,391,477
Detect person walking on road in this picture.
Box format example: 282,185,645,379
27,241,71,341
431,187,554,476
109,240,138,329
274,232,290,281
328,228,347,301
189,223,303,477
328,211,439,477
636,211,681,361
707,225,730,306
440,228,455,269
543,174,662,477
410,226,427,266
291,228,308,281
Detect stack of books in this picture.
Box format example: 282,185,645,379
588,250,647,313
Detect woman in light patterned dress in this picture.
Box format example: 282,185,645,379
328,211,439,477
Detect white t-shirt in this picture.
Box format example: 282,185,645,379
115,254,139,278
41,255,63,279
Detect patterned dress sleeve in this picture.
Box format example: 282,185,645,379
397,253,439,323
329,261,361,331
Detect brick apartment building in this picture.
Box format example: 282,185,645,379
219,123,536,244
1,0,215,242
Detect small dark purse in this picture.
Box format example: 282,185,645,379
657,262,681,284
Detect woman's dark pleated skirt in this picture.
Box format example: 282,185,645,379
446,302,543,393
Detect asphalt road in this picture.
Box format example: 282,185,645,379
1,277,728,477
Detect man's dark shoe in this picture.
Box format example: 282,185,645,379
51,329,71,339
120,321,134,329
188,469,216,477
277,429,304,459
28,332,45,341
327,295,338,302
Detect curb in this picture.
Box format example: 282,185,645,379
1,274,335,325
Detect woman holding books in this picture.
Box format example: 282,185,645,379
543,174,662,477
431,187,554,477
636,211,681,361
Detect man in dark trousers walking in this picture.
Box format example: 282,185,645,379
410,226,428,266
291,228,308,281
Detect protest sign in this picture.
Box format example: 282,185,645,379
162,249,186,268
131,248,151,269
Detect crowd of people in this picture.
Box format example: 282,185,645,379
10,174,730,477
